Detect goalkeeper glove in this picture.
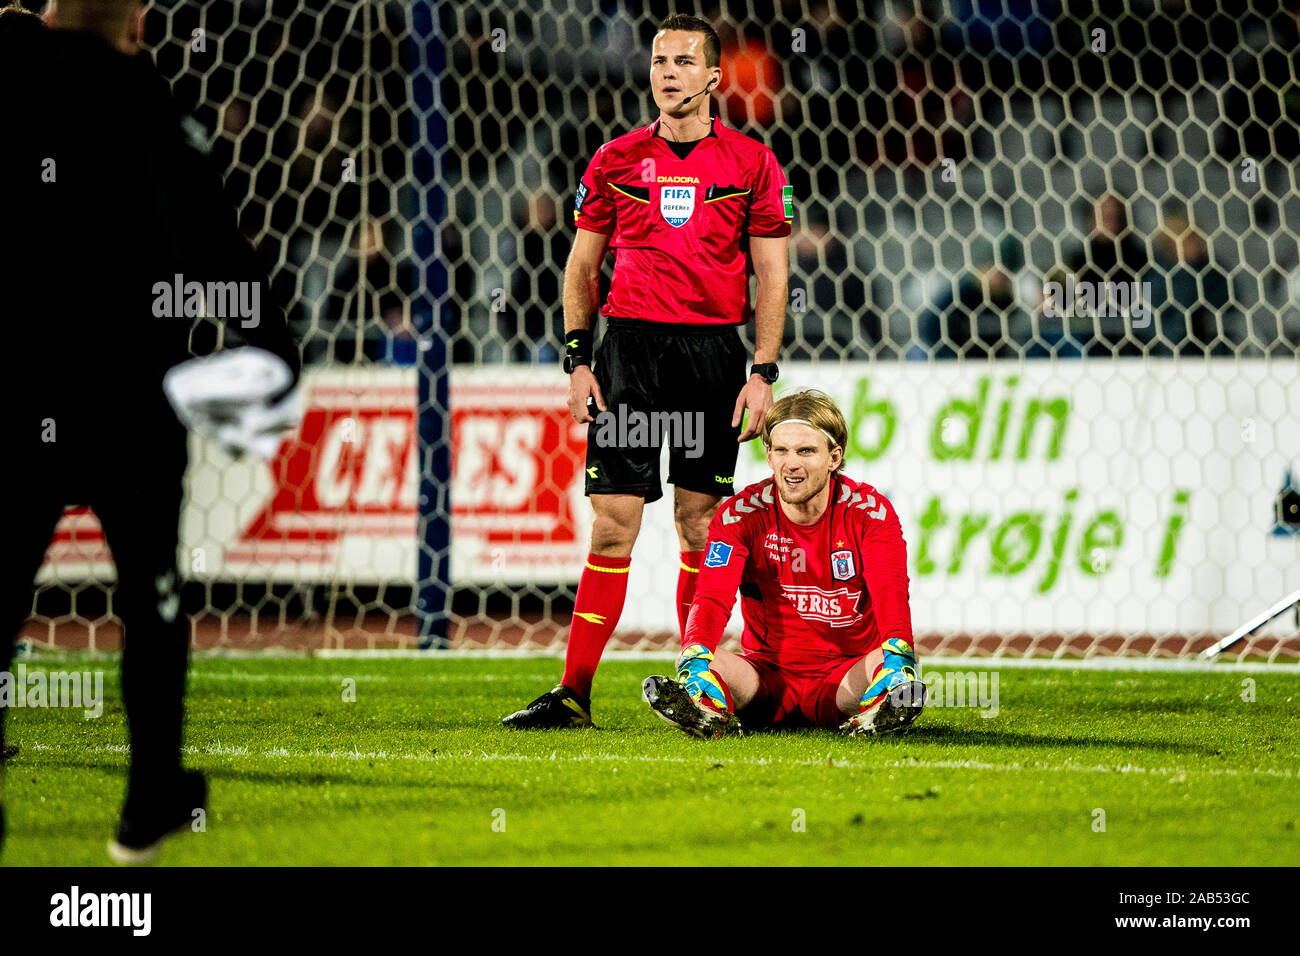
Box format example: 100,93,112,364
859,638,919,711
676,644,733,716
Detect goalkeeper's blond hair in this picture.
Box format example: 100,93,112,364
761,389,848,470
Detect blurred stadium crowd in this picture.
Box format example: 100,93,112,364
440,0,1300,364
136,0,420,365
27,0,1298,365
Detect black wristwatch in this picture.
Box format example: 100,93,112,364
750,363,779,384
563,328,593,374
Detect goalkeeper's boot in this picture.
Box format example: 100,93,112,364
108,769,207,865
642,675,742,739
840,638,926,737
501,684,593,729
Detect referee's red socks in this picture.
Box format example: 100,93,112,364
561,552,632,698
677,549,705,638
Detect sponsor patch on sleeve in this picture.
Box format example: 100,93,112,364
781,184,793,220
704,541,734,568
575,181,589,212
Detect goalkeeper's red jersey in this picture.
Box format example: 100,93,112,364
573,116,792,326
684,472,913,665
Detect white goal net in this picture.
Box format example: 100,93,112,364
20,0,1300,661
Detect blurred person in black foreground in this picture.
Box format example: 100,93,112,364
0,0,299,862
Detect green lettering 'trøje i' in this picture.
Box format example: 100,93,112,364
1156,489,1191,577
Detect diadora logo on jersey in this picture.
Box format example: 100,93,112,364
657,175,699,183
660,186,695,227
779,584,863,627
704,541,733,567
831,549,856,581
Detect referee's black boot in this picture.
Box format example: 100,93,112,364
108,769,207,864
502,684,593,729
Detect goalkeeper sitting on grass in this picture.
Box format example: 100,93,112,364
643,390,926,738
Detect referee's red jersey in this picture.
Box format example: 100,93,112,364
574,116,792,326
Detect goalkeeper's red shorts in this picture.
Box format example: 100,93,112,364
735,653,863,729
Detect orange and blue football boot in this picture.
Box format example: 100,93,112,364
840,638,926,736
642,644,742,739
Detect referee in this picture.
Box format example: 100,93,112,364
0,1,299,861
505,14,791,728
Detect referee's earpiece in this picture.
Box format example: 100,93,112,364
680,77,717,106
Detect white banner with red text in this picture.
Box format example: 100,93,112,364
35,361,1299,639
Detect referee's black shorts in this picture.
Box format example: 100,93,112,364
584,316,747,503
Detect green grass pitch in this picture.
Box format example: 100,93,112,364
2,655,1297,866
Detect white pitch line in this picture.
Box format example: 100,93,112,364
940,657,1300,673
294,650,1300,671
178,664,1300,684
19,742,1295,780
183,672,555,684
13,647,1299,672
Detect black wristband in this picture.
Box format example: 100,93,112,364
564,328,593,373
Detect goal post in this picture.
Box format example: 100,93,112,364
409,0,452,649
1199,589,1300,660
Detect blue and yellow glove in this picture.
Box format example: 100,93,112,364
676,644,734,716
860,638,919,711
